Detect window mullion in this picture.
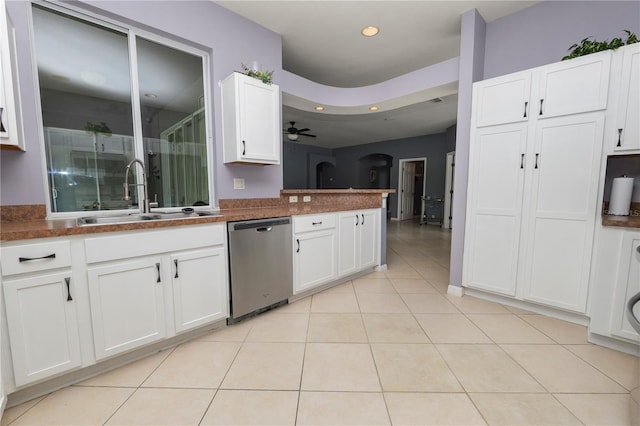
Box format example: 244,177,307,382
127,31,147,212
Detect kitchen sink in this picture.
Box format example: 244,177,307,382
76,214,163,226
76,210,222,226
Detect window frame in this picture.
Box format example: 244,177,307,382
30,0,216,218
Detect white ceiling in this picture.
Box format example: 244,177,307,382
217,0,538,148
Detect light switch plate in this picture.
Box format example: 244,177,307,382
303,196,311,202
233,178,245,190
289,196,298,203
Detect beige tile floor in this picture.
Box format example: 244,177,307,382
2,220,638,425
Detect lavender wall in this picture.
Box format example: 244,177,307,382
449,9,486,289
330,133,449,219
484,1,640,79
283,141,333,189
0,0,283,206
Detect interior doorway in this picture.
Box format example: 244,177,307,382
397,157,427,221
443,151,455,229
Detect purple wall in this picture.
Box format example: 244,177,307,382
449,9,486,289
484,1,640,79
1,0,283,206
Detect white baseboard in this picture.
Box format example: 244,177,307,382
447,285,465,297
390,217,399,221
374,264,388,272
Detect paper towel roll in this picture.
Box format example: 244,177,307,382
609,177,635,216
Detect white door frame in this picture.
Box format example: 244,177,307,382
395,157,427,221
443,151,455,229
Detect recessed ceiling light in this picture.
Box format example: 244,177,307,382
369,105,380,111
314,106,325,111
144,93,158,99
361,26,379,37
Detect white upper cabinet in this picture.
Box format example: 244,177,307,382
474,71,532,127
221,72,281,165
0,0,24,151
537,51,611,118
614,43,640,151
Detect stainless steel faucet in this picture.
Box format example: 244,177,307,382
123,158,151,213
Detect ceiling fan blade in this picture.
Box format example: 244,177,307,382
298,133,317,138
297,128,310,133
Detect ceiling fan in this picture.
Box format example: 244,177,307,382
284,121,316,141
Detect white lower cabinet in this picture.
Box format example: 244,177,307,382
3,272,81,387
338,210,378,277
171,247,228,333
84,224,228,360
293,214,337,294
612,233,640,341
87,258,166,360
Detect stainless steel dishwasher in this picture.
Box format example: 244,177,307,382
227,217,293,323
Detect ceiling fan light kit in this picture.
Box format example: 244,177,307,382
285,121,316,141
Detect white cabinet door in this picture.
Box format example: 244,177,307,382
521,114,604,312
537,51,611,119
359,210,378,269
88,258,166,360
294,229,337,294
3,272,81,386
612,234,640,341
463,124,528,296
338,212,358,276
0,0,24,151
614,43,640,151
221,73,280,165
171,247,228,333
474,71,532,127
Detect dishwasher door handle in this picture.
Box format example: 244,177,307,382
256,227,272,232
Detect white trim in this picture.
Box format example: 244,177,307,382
397,157,427,221
374,264,388,272
447,284,464,297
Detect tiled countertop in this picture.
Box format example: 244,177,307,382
1,190,393,242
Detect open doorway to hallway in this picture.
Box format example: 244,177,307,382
397,158,427,221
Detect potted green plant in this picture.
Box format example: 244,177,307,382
562,30,638,60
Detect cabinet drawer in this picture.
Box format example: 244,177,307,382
1,240,72,276
293,213,336,233
85,224,225,264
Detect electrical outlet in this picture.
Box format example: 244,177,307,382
289,196,298,203
303,195,311,202
233,178,245,190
